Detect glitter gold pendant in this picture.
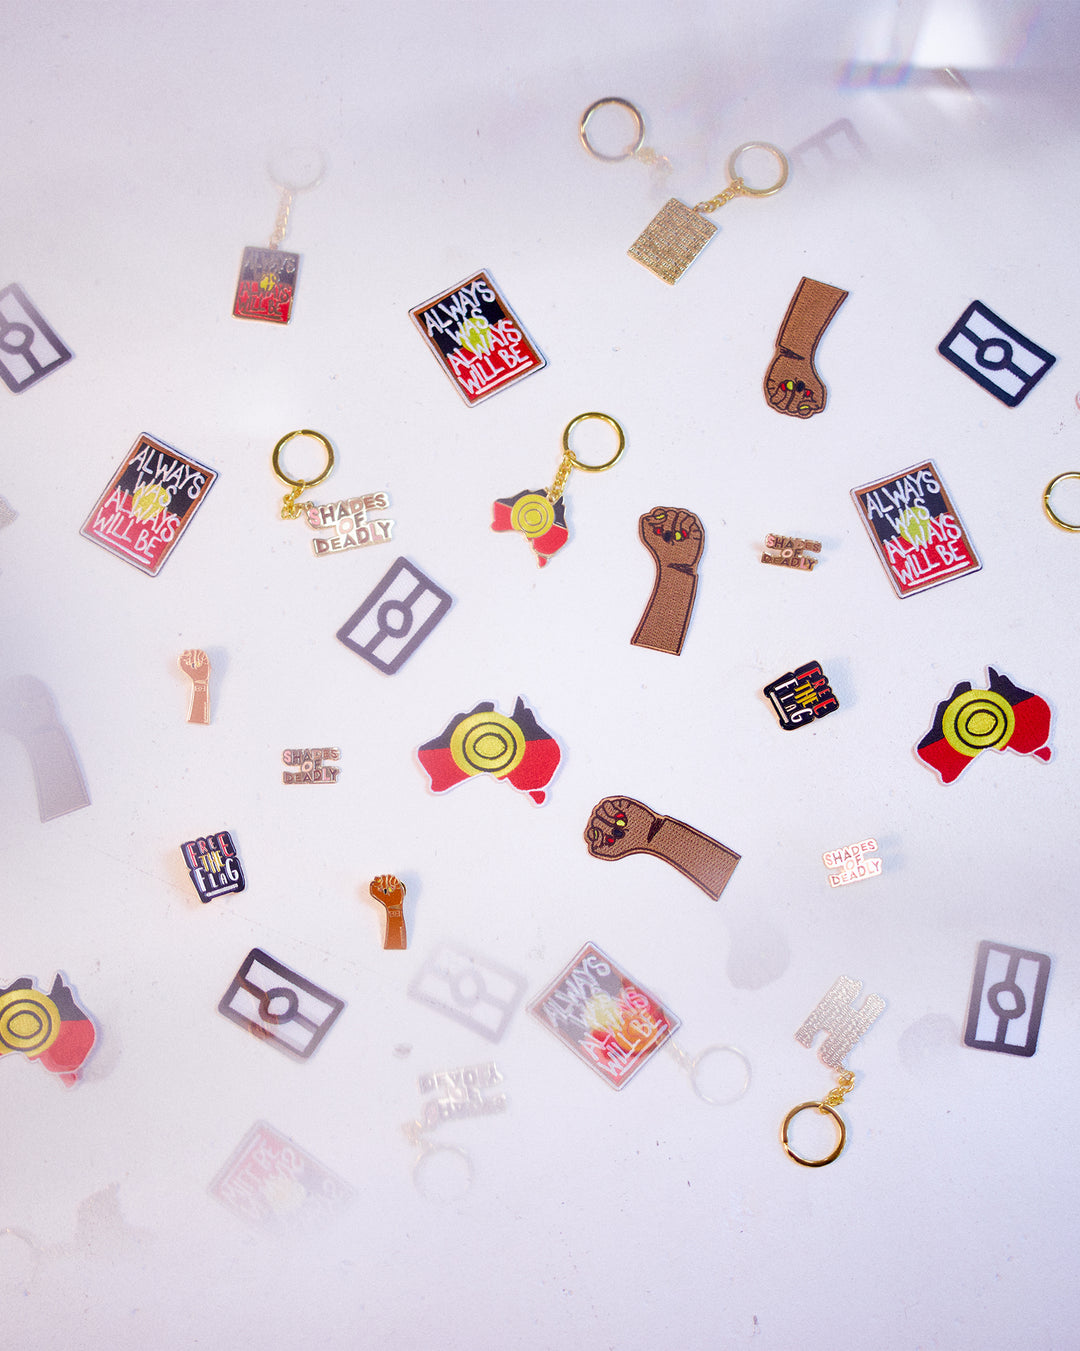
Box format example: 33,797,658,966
628,200,717,284
627,142,788,285
781,975,885,1167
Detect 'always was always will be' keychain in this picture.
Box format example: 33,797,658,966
272,429,394,556
492,412,625,567
233,147,325,325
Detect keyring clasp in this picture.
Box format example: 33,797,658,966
579,98,646,163
1043,471,1080,531
561,411,626,471
272,429,336,489
726,141,789,197
781,1100,846,1167
272,429,335,519
547,411,626,503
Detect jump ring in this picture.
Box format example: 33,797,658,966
562,412,626,472
1043,471,1080,532
579,98,646,162
689,1044,752,1106
726,141,789,197
781,1100,846,1167
271,429,336,490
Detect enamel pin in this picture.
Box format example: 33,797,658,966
410,270,546,405
851,460,980,598
81,434,217,577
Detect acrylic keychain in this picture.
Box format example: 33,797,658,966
529,942,751,1104
272,429,394,556
578,97,671,170
781,976,884,1167
622,139,789,284
233,147,325,324
492,412,625,566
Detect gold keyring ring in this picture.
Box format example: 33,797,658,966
272,429,335,490
562,412,626,472
579,98,646,162
727,141,789,197
1043,471,1080,532
781,1101,846,1167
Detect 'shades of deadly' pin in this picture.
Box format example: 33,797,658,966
336,557,452,675
822,838,881,887
181,831,245,903
218,949,345,1060
584,797,740,900
369,874,407,950
409,270,546,405
851,460,980,598
416,697,562,805
403,1062,508,1144
916,667,1052,784
80,433,217,577
631,506,703,655
282,747,341,783
211,1121,355,1227
764,661,838,729
938,301,1055,407
0,973,97,1086
761,534,821,570
0,675,90,821
963,941,1050,1057
0,284,73,393
306,494,393,556
529,942,679,1090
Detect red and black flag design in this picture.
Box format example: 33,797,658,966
917,667,1053,784
0,973,96,1086
491,489,569,567
416,697,562,805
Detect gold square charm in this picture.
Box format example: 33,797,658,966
628,199,717,284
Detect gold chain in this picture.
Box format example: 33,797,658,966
281,483,314,520
546,452,575,503
693,178,746,215
269,186,294,250
634,146,671,171
820,1068,855,1111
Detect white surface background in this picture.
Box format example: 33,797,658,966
2,2,1079,1347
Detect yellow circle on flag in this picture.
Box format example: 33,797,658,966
942,689,1014,758
0,989,61,1057
450,712,526,779
510,493,554,538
